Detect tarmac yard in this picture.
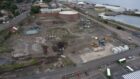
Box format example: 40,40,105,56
97,55,140,79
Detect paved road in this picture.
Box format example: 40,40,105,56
0,10,30,31
19,47,140,79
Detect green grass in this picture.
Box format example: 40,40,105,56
0,59,39,73
0,46,12,53
61,57,75,66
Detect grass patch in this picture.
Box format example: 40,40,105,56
61,57,75,66
47,28,69,37
0,59,39,73
0,46,12,53
0,30,11,44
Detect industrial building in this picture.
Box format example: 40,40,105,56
105,5,126,12
94,4,106,12
40,8,62,13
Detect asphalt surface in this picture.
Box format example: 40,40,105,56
19,47,140,79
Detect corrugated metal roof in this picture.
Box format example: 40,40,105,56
123,70,140,79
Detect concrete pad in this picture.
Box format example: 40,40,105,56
80,43,114,63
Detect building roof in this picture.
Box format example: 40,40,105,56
95,4,105,8
59,11,78,15
123,70,140,79
33,3,48,8
135,11,140,14
78,2,85,5
105,5,126,12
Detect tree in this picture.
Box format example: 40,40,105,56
0,12,3,17
0,1,11,9
44,0,52,3
0,0,18,13
30,6,40,14
14,11,20,16
10,4,18,10
16,0,24,3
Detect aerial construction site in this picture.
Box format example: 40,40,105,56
1,0,140,79
9,7,135,65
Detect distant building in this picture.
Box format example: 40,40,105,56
58,0,85,3
33,3,48,8
94,4,126,13
135,11,140,15
40,8,62,13
95,4,106,12
77,1,85,5
105,5,126,12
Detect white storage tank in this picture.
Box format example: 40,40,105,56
59,11,79,22
112,48,119,54
119,46,125,52
123,45,129,51
112,45,129,54
116,47,122,53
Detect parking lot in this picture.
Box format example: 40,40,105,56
99,55,140,79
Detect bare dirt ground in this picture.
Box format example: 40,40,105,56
9,14,125,64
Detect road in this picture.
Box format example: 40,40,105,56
19,47,140,79
0,10,30,31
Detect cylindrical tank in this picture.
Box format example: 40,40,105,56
123,45,129,51
112,48,119,54
118,46,125,52
112,45,129,54
59,11,79,22
112,47,122,54
116,47,122,53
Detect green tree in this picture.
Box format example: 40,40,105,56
14,10,20,16
10,4,18,10
44,0,52,3
0,12,3,17
0,0,18,16
16,0,24,3
30,6,40,14
0,1,11,9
